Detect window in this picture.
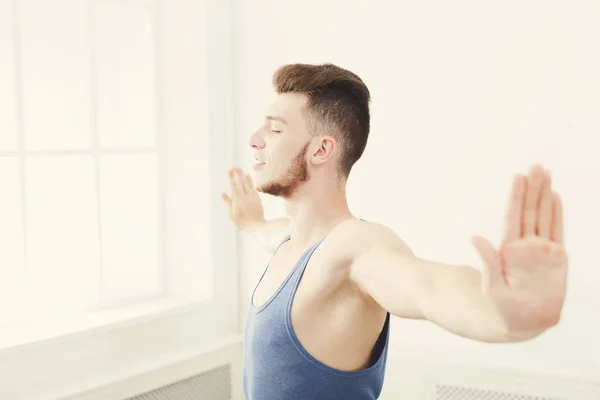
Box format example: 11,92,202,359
0,0,237,354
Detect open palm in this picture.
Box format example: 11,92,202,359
222,168,265,231
472,164,567,333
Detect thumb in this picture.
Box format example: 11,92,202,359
221,192,232,208
472,235,504,289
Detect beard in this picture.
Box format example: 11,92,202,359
256,141,310,198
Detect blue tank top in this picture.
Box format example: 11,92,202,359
242,235,391,400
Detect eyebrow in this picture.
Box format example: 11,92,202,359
266,115,288,124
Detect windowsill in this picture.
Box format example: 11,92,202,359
58,331,243,400
0,295,209,353
0,294,242,399
0,295,243,399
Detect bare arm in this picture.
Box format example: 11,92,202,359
348,164,567,343
351,242,521,343
244,217,290,253
222,168,289,253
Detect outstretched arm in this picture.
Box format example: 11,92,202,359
243,217,291,253
349,164,567,343
222,168,289,253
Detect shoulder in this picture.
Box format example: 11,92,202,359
320,219,413,310
326,218,413,263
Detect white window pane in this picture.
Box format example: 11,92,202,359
0,158,25,325
95,3,156,148
20,0,92,151
0,0,17,151
100,154,160,302
25,156,100,318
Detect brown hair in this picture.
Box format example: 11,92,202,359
272,63,371,178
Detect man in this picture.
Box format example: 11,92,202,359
221,63,567,400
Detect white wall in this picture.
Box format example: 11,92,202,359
232,0,600,397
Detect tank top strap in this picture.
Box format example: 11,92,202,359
249,234,291,308
286,238,325,294
277,234,291,249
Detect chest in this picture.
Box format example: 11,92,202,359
251,243,346,309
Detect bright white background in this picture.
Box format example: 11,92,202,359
233,0,600,397
1,0,599,399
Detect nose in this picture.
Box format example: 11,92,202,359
248,129,265,150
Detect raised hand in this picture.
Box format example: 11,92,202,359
222,167,266,231
471,164,567,333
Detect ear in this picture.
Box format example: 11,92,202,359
310,135,337,166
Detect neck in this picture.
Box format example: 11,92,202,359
283,178,354,247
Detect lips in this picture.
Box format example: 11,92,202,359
253,154,266,165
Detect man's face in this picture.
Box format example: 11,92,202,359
248,93,313,198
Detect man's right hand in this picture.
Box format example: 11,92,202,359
222,168,290,252
222,167,266,232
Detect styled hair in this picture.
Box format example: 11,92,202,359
272,63,371,178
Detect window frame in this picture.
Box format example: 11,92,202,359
0,0,240,397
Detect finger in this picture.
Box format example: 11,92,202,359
228,168,242,196
221,192,232,207
472,235,505,288
537,170,553,238
522,164,544,236
221,193,233,219
502,174,526,245
244,174,255,193
551,192,564,244
233,168,248,194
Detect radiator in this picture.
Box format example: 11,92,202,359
435,384,561,400
426,365,599,400
128,365,232,400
